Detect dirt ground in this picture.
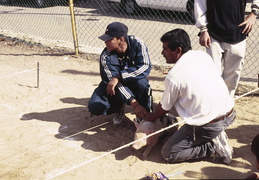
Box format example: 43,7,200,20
0,37,258,180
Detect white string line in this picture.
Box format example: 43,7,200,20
234,87,259,101
0,68,37,79
46,119,187,180
0,121,109,163
46,87,259,179
1,66,257,178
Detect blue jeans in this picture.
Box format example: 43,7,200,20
161,110,236,163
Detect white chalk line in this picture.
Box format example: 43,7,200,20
0,121,109,163
166,171,184,177
1,103,17,111
46,119,187,180
0,68,37,79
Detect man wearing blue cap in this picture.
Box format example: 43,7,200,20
88,22,153,124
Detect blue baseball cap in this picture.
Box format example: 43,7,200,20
99,22,128,41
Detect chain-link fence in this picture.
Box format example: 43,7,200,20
0,0,258,95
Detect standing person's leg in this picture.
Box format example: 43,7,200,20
221,40,246,97
206,37,224,74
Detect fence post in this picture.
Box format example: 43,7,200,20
69,0,79,55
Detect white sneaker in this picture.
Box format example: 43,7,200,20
212,131,233,164
112,104,125,125
112,113,124,125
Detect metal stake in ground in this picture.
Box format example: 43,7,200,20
36,62,39,88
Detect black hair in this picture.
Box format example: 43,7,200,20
251,133,259,160
160,28,192,54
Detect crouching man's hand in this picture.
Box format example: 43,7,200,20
106,77,119,96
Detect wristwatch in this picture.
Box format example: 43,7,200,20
252,9,259,16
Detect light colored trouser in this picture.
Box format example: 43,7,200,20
207,37,246,97
161,110,236,163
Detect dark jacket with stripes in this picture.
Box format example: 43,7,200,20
100,35,151,83
98,35,152,104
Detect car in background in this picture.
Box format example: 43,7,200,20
108,0,194,18
0,0,53,8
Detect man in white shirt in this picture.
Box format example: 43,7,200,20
145,29,236,164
